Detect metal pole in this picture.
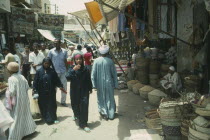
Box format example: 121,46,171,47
75,18,98,46
99,1,192,46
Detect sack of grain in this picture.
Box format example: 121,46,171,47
149,61,160,74
148,89,167,106
139,86,155,99
127,80,139,90
136,71,149,84
132,83,144,95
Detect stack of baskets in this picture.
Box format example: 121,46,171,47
132,83,144,95
127,80,139,91
135,57,150,84
149,60,160,88
148,89,167,106
181,119,190,140
159,101,184,139
139,85,154,100
188,116,210,140
184,75,201,92
145,109,162,134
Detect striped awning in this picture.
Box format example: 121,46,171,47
98,0,135,23
69,0,134,24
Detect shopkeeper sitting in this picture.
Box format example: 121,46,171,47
160,66,182,98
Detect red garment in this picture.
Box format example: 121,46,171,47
84,52,92,65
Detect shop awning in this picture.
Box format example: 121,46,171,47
70,0,134,25
97,0,135,24
37,29,56,41
0,0,11,13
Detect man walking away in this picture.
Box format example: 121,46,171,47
91,45,118,120
48,39,68,107
84,46,93,72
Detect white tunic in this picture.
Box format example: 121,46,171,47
29,52,45,74
8,73,36,140
161,72,182,92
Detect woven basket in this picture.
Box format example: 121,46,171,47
195,108,210,117
190,120,210,135
136,72,149,84
145,117,161,129
127,80,139,90
148,90,167,106
162,125,181,136
139,86,154,99
189,127,210,140
132,83,144,95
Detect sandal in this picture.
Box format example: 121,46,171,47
83,127,91,132
72,116,78,121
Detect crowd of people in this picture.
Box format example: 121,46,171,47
0,39,118,140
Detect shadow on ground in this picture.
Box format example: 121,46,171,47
116,90,153,140
22,131,40,140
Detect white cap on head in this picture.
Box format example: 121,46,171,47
99,45,109,54
169,66,175,71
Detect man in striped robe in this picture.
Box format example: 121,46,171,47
7,62,36,140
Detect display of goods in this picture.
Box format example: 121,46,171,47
188,127,210,140
149,74,160,88
127,80,139,90
149,61,160,74
148,89,167,106
132,83,144,95
162,125,181,136
0,82,7,89
160,64,170,72
136,71,149,84
139,86,154,99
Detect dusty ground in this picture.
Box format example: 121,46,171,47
6,82,156,140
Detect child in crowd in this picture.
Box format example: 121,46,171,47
66,54,92,132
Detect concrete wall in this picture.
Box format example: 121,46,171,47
177,1,209,72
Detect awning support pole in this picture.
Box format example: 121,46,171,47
75,17,98,46
87,17,128,79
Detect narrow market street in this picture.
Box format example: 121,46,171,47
24,83,153,140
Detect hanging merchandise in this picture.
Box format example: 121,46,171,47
11,7,35,34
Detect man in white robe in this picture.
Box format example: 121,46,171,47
7,62,36,140
160,66,182,97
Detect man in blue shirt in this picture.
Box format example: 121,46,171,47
48,39,68,107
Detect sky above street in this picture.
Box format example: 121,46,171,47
50,0,92,14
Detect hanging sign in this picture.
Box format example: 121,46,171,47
11,7,35,34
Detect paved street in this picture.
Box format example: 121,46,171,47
23,83,154,140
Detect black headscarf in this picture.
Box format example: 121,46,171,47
42,57,56,71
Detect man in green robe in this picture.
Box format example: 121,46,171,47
91,45,118,120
